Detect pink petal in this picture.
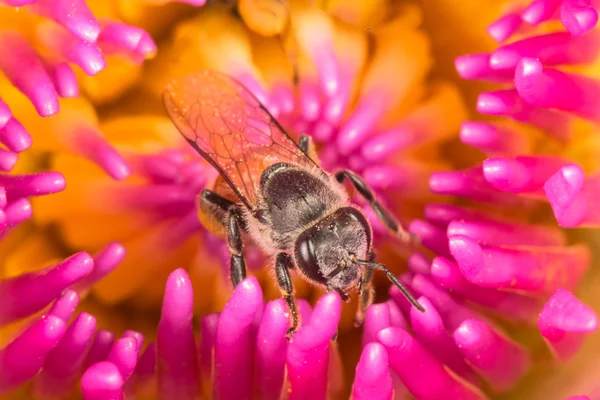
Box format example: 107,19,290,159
33,313,97,398
0,316,67,392
157,268,200,400
490,31,600,71
0,31,59,117
32,0,100,43
0,117,32,153
287,292,341,400
254,299,289,400
213,276,263,400
81,362,124,400
477,89,572,141
455,53,513,83
0,252,93,325
377,327,486,400
515,57,600,123
449,235,589,294
83,330,116,371
538,289,598,361
351,343,393,400
73,242,126,292
430,257,541,322
454,318,531,392
482,156,565,194
410,297,478,383
561,0,599,36
544,164,600,227
47,289,80,321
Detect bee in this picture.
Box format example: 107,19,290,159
163,70,424,340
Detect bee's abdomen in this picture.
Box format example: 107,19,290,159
261,163,339,237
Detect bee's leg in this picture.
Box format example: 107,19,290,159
335,170,413,243
299,135,311,154
200,189,235,224
275,253,300,341
200,189,248,287
227,209,247,288
354,268,374,327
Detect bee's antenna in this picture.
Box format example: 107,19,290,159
356,260,425,312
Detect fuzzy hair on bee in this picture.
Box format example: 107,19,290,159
163,69,424,340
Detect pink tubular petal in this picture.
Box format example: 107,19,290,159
199,313,219,381
48,62,79,98
213,277,262,400
490,31,600,71
538,289,598,361
33,313,97,399
73,127,130,180
107,337,139,382
410,297,478,383
83,330,116,370
515,58,600,123
298,81,322,123
454,318,531,392
460,122,530,156
81,362,124,400
522,0,562,25
483,156,565,194
544,164,600,227
37,23,105,76
377,327,486,400
409,219,451,257
430,167,522,205
487,12,524,43
425,203,493,229
455,54,513,83
254,299,289,400
449,235,589,294
351,343,393,400
287,292,341,400
477,89,572,141
567,396,591,400
447,218,566,247
430,257,540,322
98,21,157,63
561,0,599,36
407,253,431,275
4,198,32,227
0,316,66,392
0,98,11,129
403,274,482,332
336,95,384,156
134,342,156,382
73,242,126,292
48,289,80,321
0,31,59,117
0,118,33,153
0,0,37,5
32,0,100,43
0,252,93,325
0,149,18,172
363,303,393,347
0,171,66,200
158,268,200,400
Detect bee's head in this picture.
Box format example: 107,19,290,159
293,207,372,292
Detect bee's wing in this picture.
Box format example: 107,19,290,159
163,70,319,212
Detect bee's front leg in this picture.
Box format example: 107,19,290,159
275,253,300,341
354,268,374,327
335,170,415,244
226,209,247,288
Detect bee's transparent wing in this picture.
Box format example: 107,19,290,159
163,70,318,211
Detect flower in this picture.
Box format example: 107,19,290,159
0,0,600,399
